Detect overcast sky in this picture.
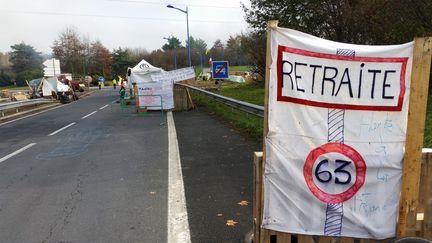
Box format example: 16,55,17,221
0,0,251,54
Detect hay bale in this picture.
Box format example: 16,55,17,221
0,90,9,98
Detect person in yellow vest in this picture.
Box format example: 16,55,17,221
112,78,117,89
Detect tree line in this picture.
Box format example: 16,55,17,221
242,0,432,82
0,27,254,86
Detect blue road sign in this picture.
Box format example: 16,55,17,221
98,76,105,82
212,61,229,79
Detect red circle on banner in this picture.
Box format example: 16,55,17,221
303,142,367,204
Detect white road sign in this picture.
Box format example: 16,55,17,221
43,59,61,77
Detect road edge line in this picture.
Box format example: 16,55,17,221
0,143,37,163
167,111,191,243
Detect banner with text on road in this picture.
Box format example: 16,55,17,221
263,27,413,239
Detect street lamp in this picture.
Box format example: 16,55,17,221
196,51,203,70
167,4,191,67
163,37,177,69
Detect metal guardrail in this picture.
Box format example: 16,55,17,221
176,83,264,117
0,99,55,112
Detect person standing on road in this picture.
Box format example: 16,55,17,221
98,76,104,90
112,78,117,89
119,79,126,99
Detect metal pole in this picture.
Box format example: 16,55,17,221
166,5,190,67
174,45,177,69
199,52,203,70
186,7,191,67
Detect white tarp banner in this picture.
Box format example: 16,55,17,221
137,81,174,110
263,27,413,239
42,77,57,96
151,67,196,83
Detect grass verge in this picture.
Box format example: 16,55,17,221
192,92,263,141
0,85,28,91
230,66,252,72
218,83,265,106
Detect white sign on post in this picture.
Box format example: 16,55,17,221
43,58,61,77
263,28,413,239
137,81,174,110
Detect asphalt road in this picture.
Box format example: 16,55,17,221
0,90,168,242
174,110,261,243
0,89,262,243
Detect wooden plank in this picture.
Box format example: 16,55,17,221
397,37,432,237
317,236,332,243
262,229,271,243
261,20,279,243
340,237,355,243
358,239,372,243
263,20,278,145
186,88,195,110
418,152,428,214
276,232,292,243
422,151,432,240
297,234,314,243
416,151,428,236
253,152,263,243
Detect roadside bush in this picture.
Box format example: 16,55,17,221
0,71,11,87
16,68,43,86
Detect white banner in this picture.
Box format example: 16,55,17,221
151,66,195,83
137,81,174,110
263,27,413,239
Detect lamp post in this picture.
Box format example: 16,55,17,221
166,4,191,67
196,51,203,70
163,37,177,70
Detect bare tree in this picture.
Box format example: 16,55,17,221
52,27,84,75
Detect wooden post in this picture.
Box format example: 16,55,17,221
260,19,279,243
422,150,432,239
253,152,263,242
397,37,432,237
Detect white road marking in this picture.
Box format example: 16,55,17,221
81,111,97,119
0,104,62,127
167,111,191,243
0,143,37,163
99,104,109,110
48,122,76,136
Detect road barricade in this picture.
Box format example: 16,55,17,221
253,149,432,242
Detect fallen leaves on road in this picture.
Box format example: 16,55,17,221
237,200,249,206
217,213,223,217
226,219,238,227
149,191,156,195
